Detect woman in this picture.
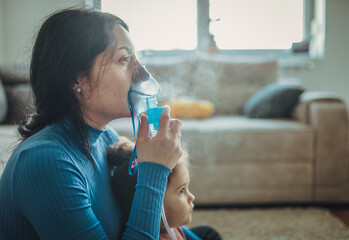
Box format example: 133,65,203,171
0,8,183,239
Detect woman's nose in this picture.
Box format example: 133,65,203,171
133,57,142,68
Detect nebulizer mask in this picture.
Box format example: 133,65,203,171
127,65,177,240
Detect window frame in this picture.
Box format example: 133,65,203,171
96,0,323,68
196,0,315,57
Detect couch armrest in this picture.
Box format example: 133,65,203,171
292,91,349,188
292,91,344,123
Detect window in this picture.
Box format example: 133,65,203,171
210,0,304,50
101,0,323,59
101,0,197,51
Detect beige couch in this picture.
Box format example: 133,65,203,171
1,56,348,206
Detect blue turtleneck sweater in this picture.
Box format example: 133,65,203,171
0,118,171,240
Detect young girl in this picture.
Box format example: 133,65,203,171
107,137,222,240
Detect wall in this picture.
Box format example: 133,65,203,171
0,0,84,64
280,0,349,108
0,0,5,62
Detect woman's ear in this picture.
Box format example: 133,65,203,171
73,82,81,92
73,73,88,92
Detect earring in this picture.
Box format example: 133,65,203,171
76,87,82,93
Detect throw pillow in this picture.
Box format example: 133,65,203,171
243,82,304,118
0,79,8,123
0,64,30,84
5,84,35,124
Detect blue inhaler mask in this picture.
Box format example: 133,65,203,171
127,65,164,175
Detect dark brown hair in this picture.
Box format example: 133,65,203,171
18,8,128,169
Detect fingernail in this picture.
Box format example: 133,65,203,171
141,114,147,121
163,105,170,113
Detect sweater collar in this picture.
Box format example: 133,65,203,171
85,123,106,143
60,116,106,143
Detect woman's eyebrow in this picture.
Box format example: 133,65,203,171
118,46,134,54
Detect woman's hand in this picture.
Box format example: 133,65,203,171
136,106,182,170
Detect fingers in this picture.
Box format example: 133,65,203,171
137,114,149,141
157,105,171,136
157,106,182,140
169,119,183,165
169,119,182,138
135,107,183,170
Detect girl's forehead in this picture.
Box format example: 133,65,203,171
169,163,189,185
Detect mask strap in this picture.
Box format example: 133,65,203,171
128,101,140,176
128,144,138,175
128,117,139,176
162,205,177,240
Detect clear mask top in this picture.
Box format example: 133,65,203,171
128,65,160,117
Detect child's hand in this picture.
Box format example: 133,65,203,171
136,106,182,170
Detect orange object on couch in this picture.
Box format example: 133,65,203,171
165,97,215,119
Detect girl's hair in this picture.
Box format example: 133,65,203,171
18,8,128,169
167,151,190,186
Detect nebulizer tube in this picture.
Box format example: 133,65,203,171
127,65,177,240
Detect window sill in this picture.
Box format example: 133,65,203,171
139,49,316,70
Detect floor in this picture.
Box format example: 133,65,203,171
196,204,349,230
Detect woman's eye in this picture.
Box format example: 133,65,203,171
121,56,131,62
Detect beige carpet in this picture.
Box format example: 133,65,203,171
187,207,349,240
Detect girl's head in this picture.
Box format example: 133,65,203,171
162,151,195,228
20,8,140,167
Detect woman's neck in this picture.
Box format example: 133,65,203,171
83,114,108,130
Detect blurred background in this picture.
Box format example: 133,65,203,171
0,0,348,107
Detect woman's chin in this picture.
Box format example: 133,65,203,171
124,109,132,118
111,110,131,120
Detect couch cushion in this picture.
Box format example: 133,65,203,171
0,64,30,84
4,84,35,124
144,56,278,115
0,125,18,178
0,79,7,123
109,116,314,165
189,163,313,204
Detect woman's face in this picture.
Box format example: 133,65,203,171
163,162,195,228
76,24,139,129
